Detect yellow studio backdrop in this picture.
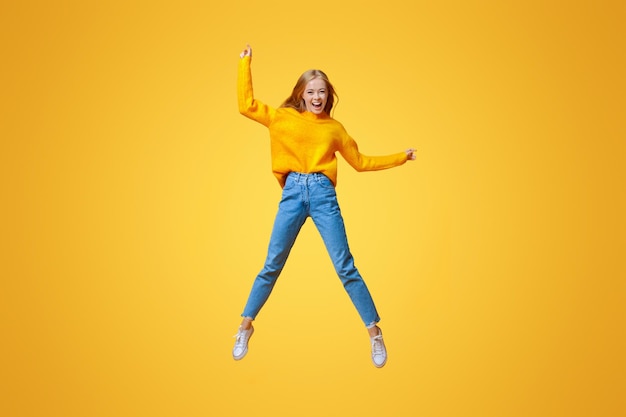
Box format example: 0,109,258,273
1,1,624,416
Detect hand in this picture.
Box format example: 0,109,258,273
240,44,252,58
405,148,417,161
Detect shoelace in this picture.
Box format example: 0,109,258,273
233,329,248,347
371,335,384,355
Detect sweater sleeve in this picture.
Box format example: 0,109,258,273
237,56,274,126
339,133,408,172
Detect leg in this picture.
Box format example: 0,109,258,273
309,175,387,367
308,176,380,327
240,181,307,320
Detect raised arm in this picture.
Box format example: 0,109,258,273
237,44,274,126
239,44,252,59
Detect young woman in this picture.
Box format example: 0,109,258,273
232,44,416,368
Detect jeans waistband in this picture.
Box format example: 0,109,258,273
287,172,326,184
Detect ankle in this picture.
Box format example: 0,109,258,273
240,317,253,330
368,325,381,338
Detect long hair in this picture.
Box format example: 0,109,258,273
280,69,338,115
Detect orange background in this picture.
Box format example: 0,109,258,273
1,1,625,416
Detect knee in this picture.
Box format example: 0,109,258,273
257,264,284,284
332,254,357,276
336,265,362,284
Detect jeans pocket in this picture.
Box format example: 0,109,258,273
316,174,335,189
282,176,296,191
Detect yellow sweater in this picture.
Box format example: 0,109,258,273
237,56,408,188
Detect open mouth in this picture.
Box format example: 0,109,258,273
312,102,323,110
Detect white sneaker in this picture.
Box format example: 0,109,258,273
233,325,254,360
370,329,387,368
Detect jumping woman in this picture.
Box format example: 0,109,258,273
232,44,416,368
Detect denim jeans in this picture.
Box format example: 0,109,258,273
241,172,380,328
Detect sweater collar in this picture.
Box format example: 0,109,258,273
301,110,330,121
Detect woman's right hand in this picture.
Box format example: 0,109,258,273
240,44,252,59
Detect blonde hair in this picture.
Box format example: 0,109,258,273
280,69,338,115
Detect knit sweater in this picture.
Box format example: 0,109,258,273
237,56,407,188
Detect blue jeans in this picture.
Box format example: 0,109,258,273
241,172,380,328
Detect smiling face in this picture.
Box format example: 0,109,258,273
302,78,328,114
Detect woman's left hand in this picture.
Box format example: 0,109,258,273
405,148,417,161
